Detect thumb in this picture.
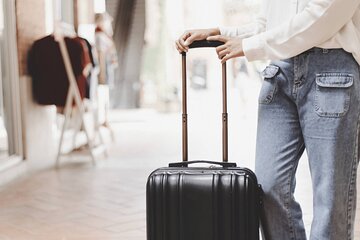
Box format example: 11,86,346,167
184,35,197,46
207,35,228,43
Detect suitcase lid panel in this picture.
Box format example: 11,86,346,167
147,166,259,187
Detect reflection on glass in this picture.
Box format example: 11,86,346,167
0,0,9,159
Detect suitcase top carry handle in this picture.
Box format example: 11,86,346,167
188,40,224,49
169,160,236,168
181,40,228,162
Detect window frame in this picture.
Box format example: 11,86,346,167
0,0,24,166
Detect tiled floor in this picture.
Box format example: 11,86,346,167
0,86,360,239
0,165,147,240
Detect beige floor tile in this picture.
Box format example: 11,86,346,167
69,214,117,229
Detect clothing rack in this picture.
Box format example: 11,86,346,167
54,23,107,167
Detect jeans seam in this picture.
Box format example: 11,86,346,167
286,141,305,240
347,63,360,240
346,113,360,240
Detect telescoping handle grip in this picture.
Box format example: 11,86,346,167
181,40,228,163
188,40,224,49
169,160,236,168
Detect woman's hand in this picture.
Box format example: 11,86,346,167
175,28,220,53
207,35,245,64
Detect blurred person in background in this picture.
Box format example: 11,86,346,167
95,12,118,129
95,12,118,87
176,0,360,239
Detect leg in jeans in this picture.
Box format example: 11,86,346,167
256,59,307,240
297,49,360,240
256,48,360,240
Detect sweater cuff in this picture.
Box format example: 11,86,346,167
242,34,266,62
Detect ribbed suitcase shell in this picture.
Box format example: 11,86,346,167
147,166,261,240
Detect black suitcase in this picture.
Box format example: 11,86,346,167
147,40,266,240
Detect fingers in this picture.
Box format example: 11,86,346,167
215,44,235,63
176,29,221,53
175,40,187,53
175,31,191,53
184,35,197,46
218,49,230,59
175,32,190,53
221,52,237,64
207,35,229,43
215,45,226,53
215,44,229,59
215,45,227,57
179,32,190,46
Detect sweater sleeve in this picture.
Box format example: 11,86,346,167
242,0,360,61
220,1,267,38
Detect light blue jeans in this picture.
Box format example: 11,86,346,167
255,48,360,240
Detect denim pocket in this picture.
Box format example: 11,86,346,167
315,73,353,117
259,65,279,104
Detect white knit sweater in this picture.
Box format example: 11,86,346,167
220,0,360,64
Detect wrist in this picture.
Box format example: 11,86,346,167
209,28,220,36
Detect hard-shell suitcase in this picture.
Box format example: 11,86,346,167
146,40,266,240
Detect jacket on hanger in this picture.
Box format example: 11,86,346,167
28,35,91,106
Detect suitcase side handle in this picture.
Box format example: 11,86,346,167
181,41,228,162
188,40,224,49
169,160,236,168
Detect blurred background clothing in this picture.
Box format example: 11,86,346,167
95,12,118,86
28,35,91,106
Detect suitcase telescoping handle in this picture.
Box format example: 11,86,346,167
169,160,236,168
181,40,228,163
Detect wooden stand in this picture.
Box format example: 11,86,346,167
54,28,107,167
